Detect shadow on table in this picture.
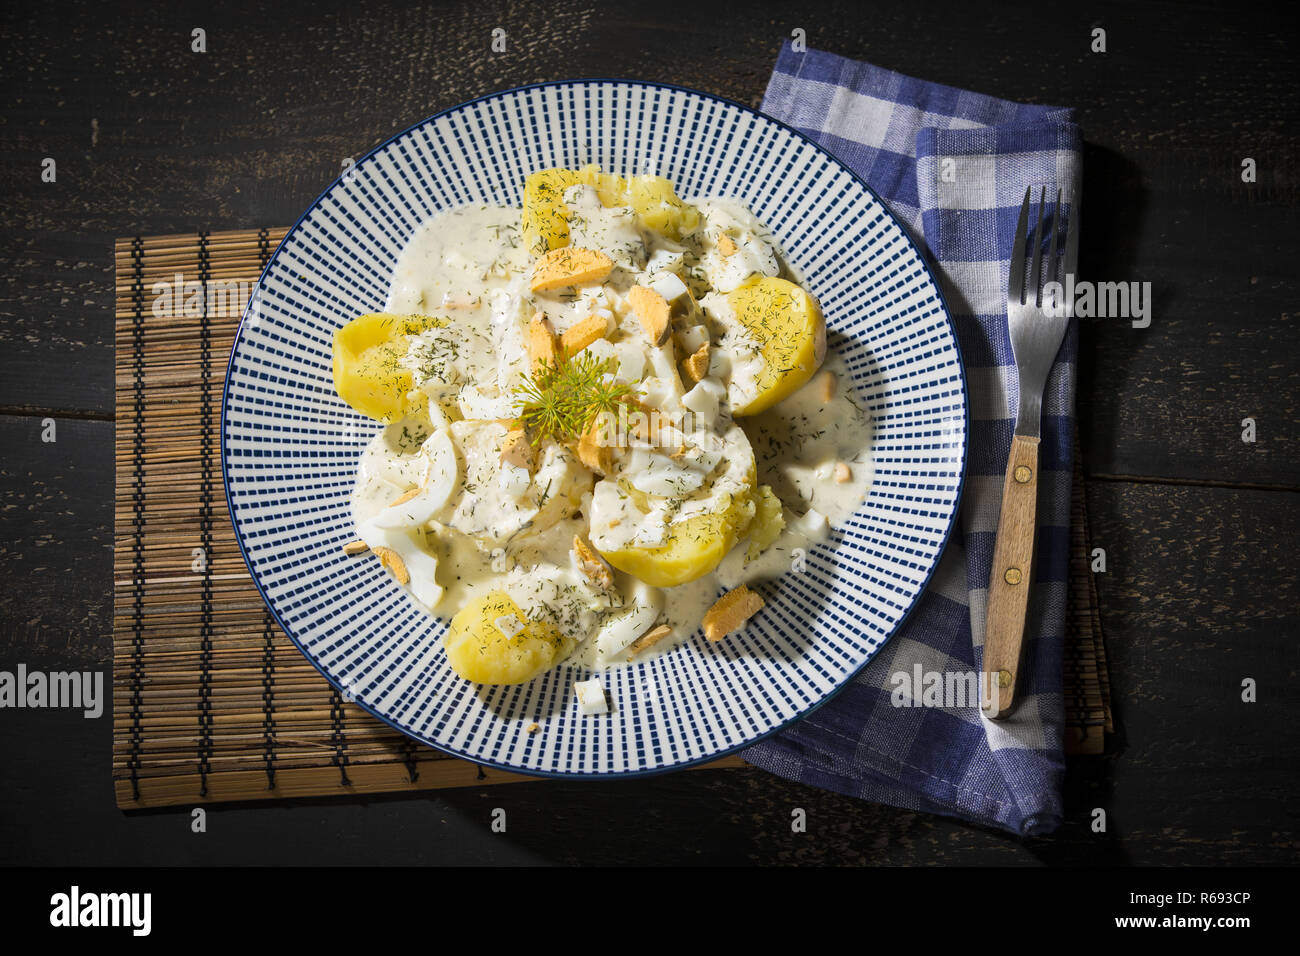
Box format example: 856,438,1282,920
1074,142,1161,477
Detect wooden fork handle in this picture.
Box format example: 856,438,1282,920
981,434,1039,719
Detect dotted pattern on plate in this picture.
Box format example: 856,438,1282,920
221,80,968,777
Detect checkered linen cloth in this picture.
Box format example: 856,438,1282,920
742,42,1082,836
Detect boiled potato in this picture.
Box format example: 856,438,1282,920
598,457,757,588
623,173,700,240
524,165,701,251
443,591,574,685
727,277,826,416
332,312,441,422
581,165,700,239
575,164,627,206
599,498,754,588
747,484,786,560
522,168,582,255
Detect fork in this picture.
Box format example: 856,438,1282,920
982,186,1079,719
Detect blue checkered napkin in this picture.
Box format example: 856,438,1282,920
742,42,1082,836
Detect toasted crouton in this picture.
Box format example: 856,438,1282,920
528,312,559,373
628,624,673,658
560,314,609,357
627,285,671,346
390,487,420,507
500,426,535,471
530,247,614,292
572,534,614,590
576,417,613,474
701,585,764,642
816,369,836,403
680,341,710,384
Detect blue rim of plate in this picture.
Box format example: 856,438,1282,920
220,77,969,780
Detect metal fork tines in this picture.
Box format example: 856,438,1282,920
1007,186,1078,438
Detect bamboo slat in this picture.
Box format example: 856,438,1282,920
1064,433,1113,754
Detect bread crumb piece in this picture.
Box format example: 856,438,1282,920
526,722,540,734
833,462,851,483
390,487,420,507
576,417,613,474
341,540,369,556
680,342,710,384
702,585,765,642
717,232,738,257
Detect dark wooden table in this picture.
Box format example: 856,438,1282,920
1,0,1296,865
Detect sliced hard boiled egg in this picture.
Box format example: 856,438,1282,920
355,518,444,610
594,582,663,658
369,428,458,529
625,450,708,497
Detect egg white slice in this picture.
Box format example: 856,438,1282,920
369,428,458,530
354,519,445,610
594,582,663,658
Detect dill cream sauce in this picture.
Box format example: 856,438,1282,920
350,195,874,672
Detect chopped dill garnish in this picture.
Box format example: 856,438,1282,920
512,351,637,445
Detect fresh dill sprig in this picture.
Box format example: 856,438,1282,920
513,351,637,445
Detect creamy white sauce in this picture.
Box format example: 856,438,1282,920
350,187,874,675
746,350,875,522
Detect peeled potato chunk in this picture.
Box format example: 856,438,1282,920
332,312,441,422
575,164,628,206
522,167,583,255
597,446,758,589
579,166,700,239
523,165,702,252
726,276,826,416
444,591,574,685
623,174,701,240
746,484,786,560
591,428,758,588
599,499,755,588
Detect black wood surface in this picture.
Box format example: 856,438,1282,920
1,0,1296,865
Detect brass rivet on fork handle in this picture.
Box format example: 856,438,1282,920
1004,567,1022,585
980,669,1016,714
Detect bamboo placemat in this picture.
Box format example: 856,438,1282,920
112,228,1109,809
1065,432,1112,754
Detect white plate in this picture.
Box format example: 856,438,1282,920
221,80,968,777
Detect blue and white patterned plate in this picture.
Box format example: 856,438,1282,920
221,80,967,777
